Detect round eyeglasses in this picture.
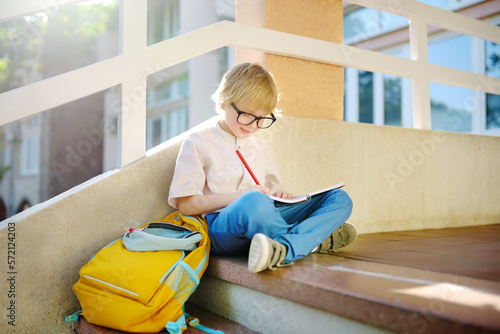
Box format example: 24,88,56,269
230,102,276,129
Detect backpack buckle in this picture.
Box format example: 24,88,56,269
187,317,200,326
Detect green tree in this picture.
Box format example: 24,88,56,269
0,1,118,94
0,15,45,93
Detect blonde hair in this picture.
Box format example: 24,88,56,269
212,63,279,114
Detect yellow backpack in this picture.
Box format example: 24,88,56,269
66,211,219,334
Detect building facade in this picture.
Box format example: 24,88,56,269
343,0,500,136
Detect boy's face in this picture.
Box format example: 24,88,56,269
221,102,270,139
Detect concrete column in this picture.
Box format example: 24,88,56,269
236,0,344,120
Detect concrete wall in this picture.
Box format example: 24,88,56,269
256,117,500,233
1,117,499,332
236,0,345,121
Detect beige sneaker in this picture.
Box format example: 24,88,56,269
315,222,358,253
248,233,291,273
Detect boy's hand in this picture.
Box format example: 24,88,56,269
248,185,270,195
273,189,294,199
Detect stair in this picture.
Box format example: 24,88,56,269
189,224,500,333
73,303,257,333
72,224,500,334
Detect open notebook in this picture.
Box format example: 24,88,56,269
270,182,345,205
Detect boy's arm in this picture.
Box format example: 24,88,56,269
177,185,270,216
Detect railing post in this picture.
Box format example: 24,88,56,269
117,0,148,167
409,16,431,130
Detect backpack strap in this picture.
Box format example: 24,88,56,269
165,313,187,334
186,315,224,334
166,311,225,334
64,310,82,324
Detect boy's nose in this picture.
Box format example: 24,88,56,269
249,120,259,128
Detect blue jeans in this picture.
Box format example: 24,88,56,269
206,189,353,263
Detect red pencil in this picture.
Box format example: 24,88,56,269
236,149,261,185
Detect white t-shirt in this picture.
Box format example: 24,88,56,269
168,120,281,210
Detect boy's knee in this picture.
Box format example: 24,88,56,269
233,191,276,229
237,191,271,211
326,189,353,212
338,189,353,206
337,189,353,218
228,191,273,219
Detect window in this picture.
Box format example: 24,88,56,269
358,71,374,124
428,34,473,132
428,34,472,72
146,70,189,149
415,0,484,11
485,24,500,130
146,108,188,149
19,116,40,175
384,74,402,126
343,9,500,136
1,131,12,177
343,5,408,44
147,0,180,45
148,75,188,107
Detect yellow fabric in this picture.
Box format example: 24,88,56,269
72,211,210,333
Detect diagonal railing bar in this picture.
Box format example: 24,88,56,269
145,24,230,76
0,56,125,126
2,21,500,127
0,22,232,128
349,0,500,44
223,22,500,94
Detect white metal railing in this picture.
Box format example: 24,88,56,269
1,0,500,167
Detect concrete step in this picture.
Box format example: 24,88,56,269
189,224,500,333
73,302,257,334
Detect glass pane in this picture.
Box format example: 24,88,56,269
148,0,180,45
485,25,500,130
428,34,471,72
430,82,472,132
486,94,500,129
415,0,483,11
152,118,163,147
344,5,408,43
147,0,235,45
415,0,448,9
168,109,188,139
0,0,119,93
359,70,373,123
384,74,402,126
0,87,114,218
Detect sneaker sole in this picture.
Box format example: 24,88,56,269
248,233,271,273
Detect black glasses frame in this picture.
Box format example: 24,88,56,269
230,102,276,129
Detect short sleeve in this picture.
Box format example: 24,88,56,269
264,146,281,195
168,137,206,208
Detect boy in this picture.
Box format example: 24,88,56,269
168,63,355,273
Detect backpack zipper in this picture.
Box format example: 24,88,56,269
83,275,139,297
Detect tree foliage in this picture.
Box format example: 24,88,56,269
0,1,118,93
